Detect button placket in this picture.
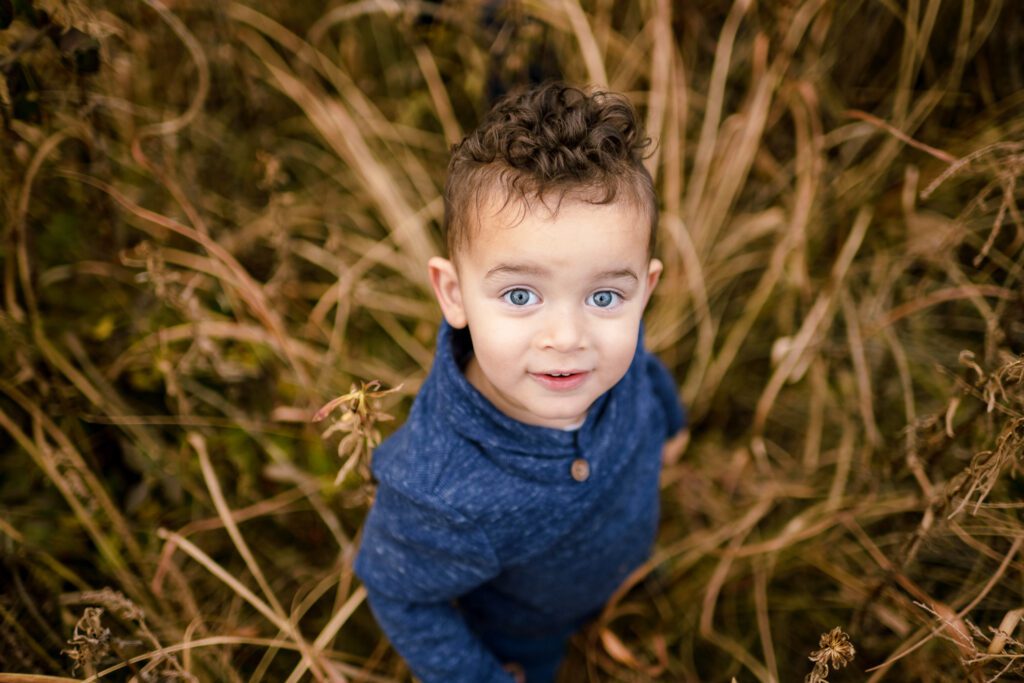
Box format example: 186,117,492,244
569,428,590,482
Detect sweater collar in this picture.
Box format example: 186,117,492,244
431,320,642,459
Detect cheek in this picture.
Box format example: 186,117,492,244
598,323,641,369
466,311,530,372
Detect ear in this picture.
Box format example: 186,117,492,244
428,257,468,328
642,258,663,309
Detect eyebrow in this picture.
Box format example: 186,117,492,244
484,264,550,280
593,268,640,283
484,263,639,283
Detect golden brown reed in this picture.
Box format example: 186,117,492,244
1,0,1022,681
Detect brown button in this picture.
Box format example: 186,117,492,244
570,458,590,482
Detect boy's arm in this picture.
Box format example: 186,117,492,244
662,429,689,466
645,352,689,465
355,483,514,683
645,352,687,438
365,592,514,683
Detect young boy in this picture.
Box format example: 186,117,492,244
354,82,686,683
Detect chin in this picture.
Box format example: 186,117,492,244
528,400,591,422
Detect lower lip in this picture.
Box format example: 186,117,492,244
530,372,590,391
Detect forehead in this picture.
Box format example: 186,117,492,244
458,195,650,270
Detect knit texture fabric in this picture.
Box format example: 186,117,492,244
354,321,686,682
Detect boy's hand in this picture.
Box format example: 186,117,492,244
661,430,688,466
503,662,526,683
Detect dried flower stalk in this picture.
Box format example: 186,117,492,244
63,607,111,675
806,627,855,683
314,380,402,484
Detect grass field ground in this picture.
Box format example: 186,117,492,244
1,0,1023,680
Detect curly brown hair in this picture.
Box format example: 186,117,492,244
443,82,657,258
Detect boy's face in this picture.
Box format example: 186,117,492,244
429,196,662,430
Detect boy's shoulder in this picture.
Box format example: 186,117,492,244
370,413,454,497
370,399,498,511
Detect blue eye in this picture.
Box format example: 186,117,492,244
503,288,538,306
587,290,621,308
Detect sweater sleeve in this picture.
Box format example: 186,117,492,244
645,352,687,437
355,483,513,683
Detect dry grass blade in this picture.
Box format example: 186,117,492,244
559,0,607,87
700,527,774,683
752,207,872,436
59,170,313,390
641,0,672,180
3,1,1023,680
753,557,779,683
0,402,141,598
231,14,436,284
844,109,956,163
684,0,751,231
283,586,367,683
12,129,82,322
154,529,330,682
988,608,1024,655
412,43,462,147
191,433,285,617
72,635,392,683
135,0,209,138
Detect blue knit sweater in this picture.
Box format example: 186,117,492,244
354,322,686,682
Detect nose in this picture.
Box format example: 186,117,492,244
538,306,586,352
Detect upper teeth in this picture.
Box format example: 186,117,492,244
550,373,572,376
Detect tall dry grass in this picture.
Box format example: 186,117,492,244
1,0,1023,681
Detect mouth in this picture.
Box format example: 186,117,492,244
530,370,590,391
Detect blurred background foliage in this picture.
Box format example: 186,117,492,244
1,0,1023,680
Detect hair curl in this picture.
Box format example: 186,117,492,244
443,82,657,257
